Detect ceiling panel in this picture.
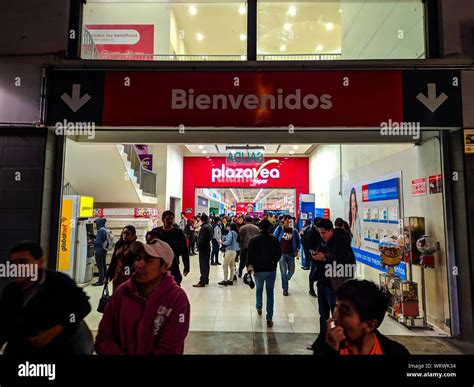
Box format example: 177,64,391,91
277,144,313,154
185,144,218,154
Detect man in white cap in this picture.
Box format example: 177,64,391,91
95,238,190,355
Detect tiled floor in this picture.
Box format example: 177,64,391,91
85,251,450,337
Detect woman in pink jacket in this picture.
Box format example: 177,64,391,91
95,239,190,355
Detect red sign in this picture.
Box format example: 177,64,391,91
362,185,369,202
183,157,309,217
103,71,403,127
85,25,154,60
236,203,255,213
429,174,443,194
411,178,427,196
134,208,152,218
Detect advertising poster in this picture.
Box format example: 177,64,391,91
464,129,474,154
411,177,427,196
344,172,406,280
236,202,255,213
429,174,443,194
58,198,74,271
85,25,154,60
139,154,153,171
135,144,149,155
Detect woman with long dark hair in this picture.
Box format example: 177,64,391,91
348,188,361,248
105,225,137,291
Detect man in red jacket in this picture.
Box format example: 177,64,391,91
95,238,190,355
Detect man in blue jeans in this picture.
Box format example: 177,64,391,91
92,218,108,286
247,220,282,327
273,215,301,296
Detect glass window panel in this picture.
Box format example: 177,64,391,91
82,1,247,61
257,0,426,60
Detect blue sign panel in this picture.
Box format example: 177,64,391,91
353,247,406,280
364,178,399,202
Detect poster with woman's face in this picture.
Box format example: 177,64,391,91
347,187,362,248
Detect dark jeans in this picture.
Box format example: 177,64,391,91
94,251,107,282
169,258,182,285
306,249,317,292
199,246,211,285
238,248,248,276
317,281,336,334
188,235,196,254
211,239,220,263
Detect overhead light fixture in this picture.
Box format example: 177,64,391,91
240,55,246,60
189,5,197,15
239,5,246,15
316,44,323,51
339,8,342,13
289,150,295,155
283,23,292,31
198,145,204,149
230,189,240,202
196,33,204,41
292,145,298,150
325,22,334,31
240,34,247,41
288,5,296,16
202,150,208,154
253,189,264,203
280,44,287,52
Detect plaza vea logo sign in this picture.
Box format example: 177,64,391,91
212,159,280,185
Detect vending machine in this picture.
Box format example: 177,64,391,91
298,194,316,229
58,195,95,286
299,194,316,268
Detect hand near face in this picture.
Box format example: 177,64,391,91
326,319,346,351
312,252,325,261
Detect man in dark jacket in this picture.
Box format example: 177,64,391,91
273,215,301,296
300,218,323,297
238,216,260,278
92,218,108,286
315,279,409,355
311,218,356,350
193,214,213,287
151,211,190,286
247,220,282,328
0,241,92,357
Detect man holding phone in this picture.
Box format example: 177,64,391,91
310,218,355,352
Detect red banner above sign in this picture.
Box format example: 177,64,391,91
103,71,403,127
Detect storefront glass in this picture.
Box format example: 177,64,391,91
82,1,247,61
257,0,426,60
59,137,452,337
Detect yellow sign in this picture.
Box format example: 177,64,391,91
464,130,474,154
58,198,73,271
79,196,94,217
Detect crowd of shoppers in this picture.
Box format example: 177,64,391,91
0,209,408,356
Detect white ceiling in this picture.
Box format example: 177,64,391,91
185,143,315,155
